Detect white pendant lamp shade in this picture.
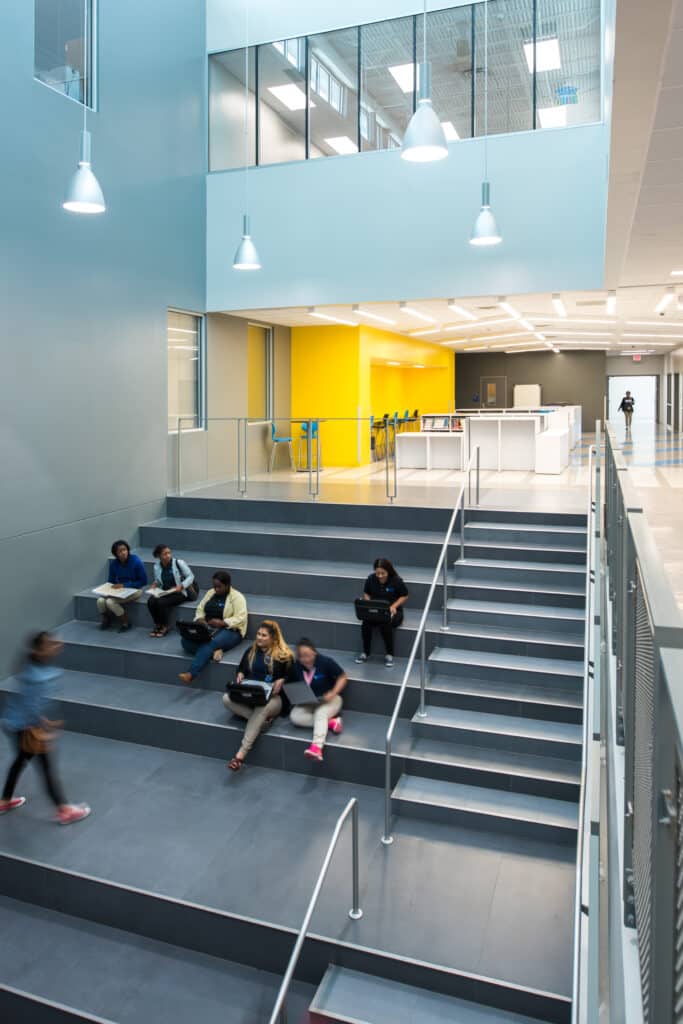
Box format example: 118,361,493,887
470,181,502,247
63,130,105,214
232,214,261,270
401,63,448,163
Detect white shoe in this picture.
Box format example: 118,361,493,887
355,653,368,664
384,655,394,668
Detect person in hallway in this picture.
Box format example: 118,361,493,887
97,540,147,632
147,544,196,638
290,638,347,763
0,633,91,825
618,390,635,431
178,571,247,684
356,558,409,669
223,620,293,771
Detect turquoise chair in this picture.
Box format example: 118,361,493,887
269,421,295,472
297,420,322,470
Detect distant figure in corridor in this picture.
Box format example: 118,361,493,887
618,390,635,432
0,633,91,825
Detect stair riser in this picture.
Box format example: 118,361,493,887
166,496,452,533
463,544,585,565
429,658,582,688
427,689,582,724
139,525,447,568
0,857,569,1024
412,720,582,761
405,761,580,803
0,988,104,1023
465,508,586,528
464,527,586,549
446,607,584,636
454,562,584,587
452,583,585,609
391,797,577,845
435,632,584,662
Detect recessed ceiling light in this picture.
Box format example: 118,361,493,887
325,136,358,155
546,330,613,337
654,286,675,314
523,38,561,73
533,317,617,325
388,63,415,93
670,270,683,277
399,302,435,323
618,340,673,347
267,84,314,110
447,301,477,321
505,346,547,354
352,305,396,325
626,320,683,327
606,290,617,315
463,344,490,351
538,106,567,129
552,294,567,317
308,307,356,326
410,328,442,336
498,298,522,319
623,332,683,339
441,121,460,141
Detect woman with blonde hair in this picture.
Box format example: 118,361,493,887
222,620,293,771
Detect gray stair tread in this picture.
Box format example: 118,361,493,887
137,547,441,586
435,622,583,649
446,598,585,622
454,579,584,598
465,541,586,556
144,515,446,546
414,706,582,745
392,775,579,829
311,965,543,1024
429,674,582,709
458,558,584,576
466,522,586,537
0,895,312,1024
408,736,580,785
430,647,584,676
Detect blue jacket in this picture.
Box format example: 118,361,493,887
293,653,345,699
107,552,147,589
3,662,60,732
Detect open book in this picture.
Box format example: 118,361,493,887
146,586,177,598
92,584,140,600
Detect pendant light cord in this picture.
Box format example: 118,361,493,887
82,0,88,136
423,0,427,66
243,1,250,217
483,0,489,182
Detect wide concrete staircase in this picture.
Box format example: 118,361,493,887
0,496,586,1024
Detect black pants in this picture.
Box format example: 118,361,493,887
147,591,188,627
361,614,402,656
3,732,66,806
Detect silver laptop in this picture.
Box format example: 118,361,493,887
285,681,323,705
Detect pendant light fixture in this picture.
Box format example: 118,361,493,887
401,0,448,162
63,0,105,214
470,0,501,246
233,1,261,270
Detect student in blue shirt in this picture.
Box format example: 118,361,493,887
356,557,409,668
290,638,347,763
97,539,148,632
0,632,90,825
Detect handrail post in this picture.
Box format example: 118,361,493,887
460,501,465,561
392,419,398,500
243,417,249,496
315,419,320,499
236,417,243,496
176,416,182,495
418,632,427,717
382,735,393,845
350,800,363,920
476,444,480,504
307,420,313,499
441,554,449,631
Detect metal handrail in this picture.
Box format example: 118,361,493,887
571,438,597,1024
381,446,480,845
268,798,362,1024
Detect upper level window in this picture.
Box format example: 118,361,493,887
168,311,205,432
34,0,95,107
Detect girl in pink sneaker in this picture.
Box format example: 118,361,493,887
0,633,90,825
290,639,348,763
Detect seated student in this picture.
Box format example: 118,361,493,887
178,571,247,684
290,638,347,763
147,544,196,638
97,540,148,632
356,557,409,668
222,619,293,771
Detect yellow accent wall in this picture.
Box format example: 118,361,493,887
290,324,455,466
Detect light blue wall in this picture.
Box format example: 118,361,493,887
207,122,609,311
0,1,206,674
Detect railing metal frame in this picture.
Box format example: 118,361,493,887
268,798,362,1024
381,447,480,845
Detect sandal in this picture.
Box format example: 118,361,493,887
149,628,162,637
156,626,169,638
212,648,224,663
227,756,244,772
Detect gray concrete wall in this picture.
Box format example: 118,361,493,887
0,1,206,675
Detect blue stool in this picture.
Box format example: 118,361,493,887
297,420,322,470
269,421,295,472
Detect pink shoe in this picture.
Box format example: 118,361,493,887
57,804,91,826
0,797,26,814
304,744,323,762
328,717,343,735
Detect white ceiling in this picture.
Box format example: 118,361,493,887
234,284,683,356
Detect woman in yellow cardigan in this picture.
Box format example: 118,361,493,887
178,571,247,684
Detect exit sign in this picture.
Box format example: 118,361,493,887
633,354,642,362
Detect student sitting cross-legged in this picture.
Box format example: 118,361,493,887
178,571,247,685
289,638,347,763
97,540,148,633
222,619,293,771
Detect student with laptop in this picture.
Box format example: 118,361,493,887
177,571,247,685
288,638,347,763
223,620,293,771
355,558,409,668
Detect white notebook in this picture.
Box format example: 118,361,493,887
92,583,140,600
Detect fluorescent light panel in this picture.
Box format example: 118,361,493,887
400,303,436,323
388,63,415,93
410,328,442,336
325,135,358,155
267,84,313,110
498,299,522,319
623,333,683,339
523,38,561,73
552,294,567,317
533,317,617,325
308,307,356,326
352,305,395,325
447,301,477,321
627,320,683,327
655,287,675,314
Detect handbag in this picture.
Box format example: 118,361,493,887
173,559,198,600
226,679,274,707
21,725,56,755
